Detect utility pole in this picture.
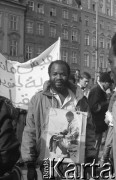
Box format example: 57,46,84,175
95,0,98,83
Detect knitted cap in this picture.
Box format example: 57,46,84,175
100,72,113,83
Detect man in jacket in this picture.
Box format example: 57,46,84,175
76,71,91,102
0,96,20,177
21,60,96,180
108,32,116,179
88,72,113,161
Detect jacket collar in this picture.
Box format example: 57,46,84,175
42,80,76,97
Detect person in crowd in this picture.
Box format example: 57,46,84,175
0,96,20,177
76,71,91,102
75,69,80,84
21,60,96,180
108,32,116,178
88,72,113,161
69,74,76,85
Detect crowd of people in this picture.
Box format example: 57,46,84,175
1,33,116,180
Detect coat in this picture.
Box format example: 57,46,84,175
111,91,116,179
21,82,96,164
0,96,20,175
88,84,108,133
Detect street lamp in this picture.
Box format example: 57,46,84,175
95,0,99,83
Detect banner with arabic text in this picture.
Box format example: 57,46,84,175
0,38,61,109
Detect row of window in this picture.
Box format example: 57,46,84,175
0,12,19,31
84,34,111,49
25,45,79,63
26,21,80,42
84,52,108,69
8,40,79,64
85,0,115,17
84,16,115,32
28,1,79,22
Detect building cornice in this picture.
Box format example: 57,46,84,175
0,0,26,11
82,9,116,22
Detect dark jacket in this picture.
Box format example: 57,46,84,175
88,84,108,133
0,96,20,175
21,81,96,164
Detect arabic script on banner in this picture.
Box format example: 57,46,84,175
0,38,61,109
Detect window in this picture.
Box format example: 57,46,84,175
106,39,111,49
99,0,104,13
113,25,116,32
28,0,34,11
93,18,96,27
92,3,96,11
50,7,56,16
92,53,96,68
72,13,78,22
72,29,78,42
0,12,2,28
36,22,44,35
66,0,72,5
84,52,89,67
49,25,56,38
84,34,89,45
72,51,77,63
92,36,96,47
99,54,105,68
9,15,18,30
10,40,18,56
106,8,111,16
25,45,33,60
37,47,43,56
114,4,116,17
37,4,44,14
62,9,69,19
62,28,68,40
62,50,68,62
99,20,104,29
106,23,111,31
99,37,104,48
85,16,89,26
26,21,33,34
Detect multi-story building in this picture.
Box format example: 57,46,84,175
25,0,81,74
0,0,26,62
81,0,116,81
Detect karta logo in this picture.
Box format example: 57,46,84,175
42,158,115,179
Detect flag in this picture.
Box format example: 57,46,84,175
0,37,61,109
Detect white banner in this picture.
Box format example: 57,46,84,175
0,38,61,109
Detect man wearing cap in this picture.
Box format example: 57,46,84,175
88,72,113,161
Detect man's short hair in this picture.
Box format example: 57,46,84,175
66,111,74,117
80,72,91,80
111,33,116,56
99,72,113,83
48,60,70,76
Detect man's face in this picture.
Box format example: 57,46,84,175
103,82,110,91
66,116,74,123
49,63,69,92
80,77,89,88
108,47,116,84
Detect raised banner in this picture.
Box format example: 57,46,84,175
0,38,61,109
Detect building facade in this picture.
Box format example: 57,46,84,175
0,0,26,62
24,0,81,73
81,0,116,81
